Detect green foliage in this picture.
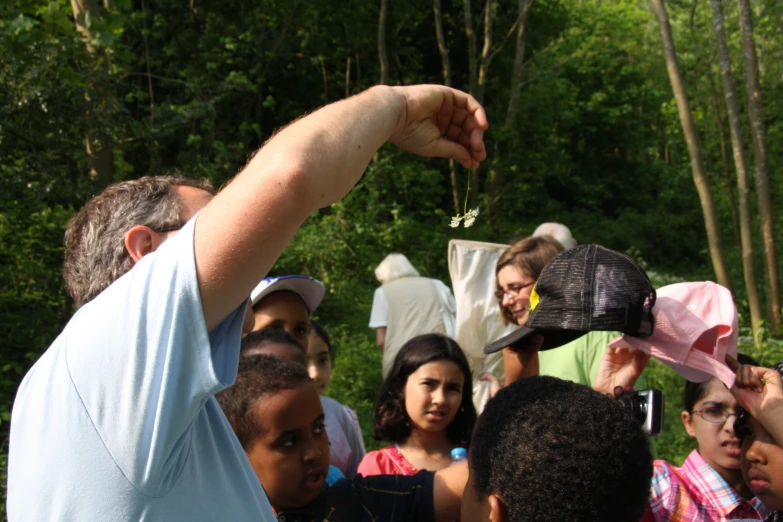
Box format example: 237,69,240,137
1,0,783,514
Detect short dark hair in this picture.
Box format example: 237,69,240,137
215,354,310,450
683,352,759,412
63,175,214,307
241,328,304,356
496,236,564,325
310,320,333,358
372,334,476,446
471,376,652,522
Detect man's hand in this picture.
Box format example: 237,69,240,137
195,84,488,332
592,346,649,396
389,85,487,169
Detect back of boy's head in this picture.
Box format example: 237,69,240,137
470,376,652,522
241,328,304,356
373,333,477,446
216,354,311,450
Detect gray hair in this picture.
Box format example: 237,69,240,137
374,253,420,285
63,175,214,308
532,222,577,250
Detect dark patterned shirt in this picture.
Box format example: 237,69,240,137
275,470,435,522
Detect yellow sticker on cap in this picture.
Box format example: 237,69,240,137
529,286,540,312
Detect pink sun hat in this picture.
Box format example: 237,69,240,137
608,281,738,387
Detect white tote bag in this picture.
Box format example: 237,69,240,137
447,240,515,414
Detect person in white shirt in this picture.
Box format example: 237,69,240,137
370,253,457,378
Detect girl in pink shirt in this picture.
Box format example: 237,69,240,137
357,334,476,476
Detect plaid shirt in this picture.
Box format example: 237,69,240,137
648,450,767,522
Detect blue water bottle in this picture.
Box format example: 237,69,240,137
451,447,467,465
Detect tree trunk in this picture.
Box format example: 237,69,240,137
475,0,492,104
434,0,452,87
711,0,763,345
463,0,477,96
650,0,733,292
738,0,780,329
487,0,533,226
706,74,742,254
689,0,741,254
378,0,390,85
505,0,533,129
70,0,114,186
433,0,460,216
467,0,494,209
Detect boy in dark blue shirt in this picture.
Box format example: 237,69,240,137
216,355,464,522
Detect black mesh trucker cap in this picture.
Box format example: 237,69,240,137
484,244,656,353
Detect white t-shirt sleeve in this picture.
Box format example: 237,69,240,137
368,287,388,328
434,279,457,338
64,215,245,496
435,279,457,314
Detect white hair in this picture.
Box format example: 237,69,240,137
533,222,577,250
374,253,420,285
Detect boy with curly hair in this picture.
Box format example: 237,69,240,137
462,376,653,522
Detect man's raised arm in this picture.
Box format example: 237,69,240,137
195,85,487,331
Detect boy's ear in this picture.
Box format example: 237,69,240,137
488,494,508,522
682,411,697,437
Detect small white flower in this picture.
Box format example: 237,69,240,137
449,215,462,228
463,207,480,228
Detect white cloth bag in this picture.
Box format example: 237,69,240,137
447,240,515,414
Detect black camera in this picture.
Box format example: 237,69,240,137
617,389,664,437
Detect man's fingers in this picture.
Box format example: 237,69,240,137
451,90,489,130
470,129,486,159
437,140,474,169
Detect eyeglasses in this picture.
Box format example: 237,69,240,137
151,222,186,234
692,407,739,424
494,281,535,301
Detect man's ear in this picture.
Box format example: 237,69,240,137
488,494,508,522
124,225,166,264
682,411,697,437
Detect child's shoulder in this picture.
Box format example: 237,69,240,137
357,446,416,476
326,472,436,522
276,472,435,522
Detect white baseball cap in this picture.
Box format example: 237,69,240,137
250,275,325,315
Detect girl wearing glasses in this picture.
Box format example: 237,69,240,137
646,353,767,521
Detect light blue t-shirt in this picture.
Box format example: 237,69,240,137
7,217,276,521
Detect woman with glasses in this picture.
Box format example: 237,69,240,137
646,353,767,522
493,235,621,387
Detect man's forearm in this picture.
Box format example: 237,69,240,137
195,86,404,331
